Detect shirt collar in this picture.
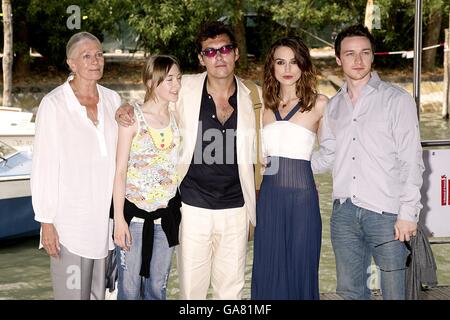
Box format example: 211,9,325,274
63,75,103,124
202,76,238,109
337,71,381,96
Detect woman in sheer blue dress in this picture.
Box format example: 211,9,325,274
251,37,329,300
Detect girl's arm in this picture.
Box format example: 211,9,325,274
112,120,137,251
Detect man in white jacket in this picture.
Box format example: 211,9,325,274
116,21,260,299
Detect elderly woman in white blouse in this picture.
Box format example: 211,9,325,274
31,32,121,300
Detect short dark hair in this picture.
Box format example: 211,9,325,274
195,21,236,52
334,24,375,57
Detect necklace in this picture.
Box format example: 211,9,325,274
147,126,173,150
86,107,99,126
70,81,100,126
280,97,299,109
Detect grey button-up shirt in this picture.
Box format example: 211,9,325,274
311,72,424,222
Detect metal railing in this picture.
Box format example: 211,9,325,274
421,140,450,148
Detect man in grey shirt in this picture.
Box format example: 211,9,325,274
311,24,424,300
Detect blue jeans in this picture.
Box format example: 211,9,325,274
116,221,174,300
331,199,410,300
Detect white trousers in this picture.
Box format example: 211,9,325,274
177,202,248,300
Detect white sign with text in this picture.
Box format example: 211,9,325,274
421,149,450,237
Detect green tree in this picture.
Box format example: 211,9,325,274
12,0,30,76
101,0,221,70
248,0,360,49
227,0,248,69
423,0,446,70
2,0,13,107
27,0,105,68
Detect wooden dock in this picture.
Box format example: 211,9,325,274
320,286,450,300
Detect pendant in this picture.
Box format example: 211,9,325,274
148,125,173,151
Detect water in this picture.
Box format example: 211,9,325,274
0,110,449,300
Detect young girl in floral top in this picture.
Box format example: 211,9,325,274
113,55,182,300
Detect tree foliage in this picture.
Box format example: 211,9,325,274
26,0,105,68
2,0,450,72
94,0,222,70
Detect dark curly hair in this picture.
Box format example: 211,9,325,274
263,37,318,113
196,21,237,53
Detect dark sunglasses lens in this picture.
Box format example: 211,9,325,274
219,45,233,54
202,45,234,58
203,49,216,58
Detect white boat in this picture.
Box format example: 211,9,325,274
0,106,35,152
0,136,38,240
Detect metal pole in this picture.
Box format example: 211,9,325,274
413,0,423,120
444,27,450,119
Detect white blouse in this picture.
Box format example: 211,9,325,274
31,78,121,259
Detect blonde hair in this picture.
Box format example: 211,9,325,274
66,32,102,59
142,55,180,103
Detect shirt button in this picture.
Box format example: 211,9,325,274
352,157,355,160
353,137,356,141
353,176,356,179
212,115,215,118
352,195,356,198
353,118,357,122
222,130,225,133
208,95,212,99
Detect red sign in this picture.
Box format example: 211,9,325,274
442,175,447,206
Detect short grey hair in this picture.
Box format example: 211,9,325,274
66,32,102,59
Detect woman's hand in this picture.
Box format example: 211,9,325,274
114,218,132,251
115,103,135,127
41,223,60,258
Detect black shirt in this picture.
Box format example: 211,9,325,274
180,78,244,209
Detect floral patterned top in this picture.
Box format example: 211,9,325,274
126,103,179,213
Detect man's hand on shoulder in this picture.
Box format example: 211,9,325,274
115,103,135,127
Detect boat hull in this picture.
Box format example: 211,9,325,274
0,178,39,240
0,196,39,240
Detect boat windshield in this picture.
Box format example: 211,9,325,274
0,141,19,163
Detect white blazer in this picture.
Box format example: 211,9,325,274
173,72,257,226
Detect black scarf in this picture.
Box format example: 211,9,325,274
111,191,181,278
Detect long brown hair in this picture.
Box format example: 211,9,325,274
142,55,180,103
263,37,318,113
